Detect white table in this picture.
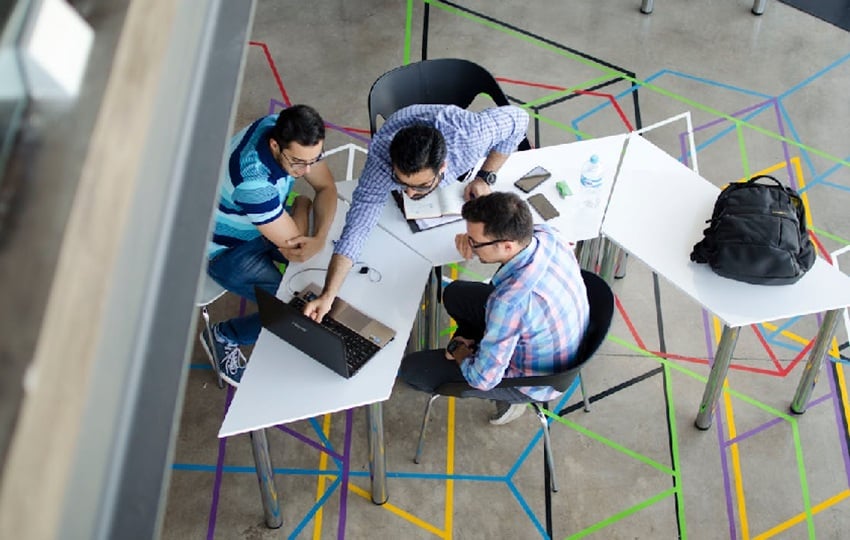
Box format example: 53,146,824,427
336,133,629,266
218,200,432,525
337,134,630,350
601,134,850,429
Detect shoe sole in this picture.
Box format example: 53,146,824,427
489,404,527,426
198,332,239,387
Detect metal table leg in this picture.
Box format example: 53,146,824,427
640,0,654,14
249,429,283,528
428,267,440,349
752,0,767,15
367,402,388,504
790,309,842,414
695,325,741,430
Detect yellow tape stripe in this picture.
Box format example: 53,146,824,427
348,484,447,536
714,316,750,539
753,490,850,539
311,414,333,539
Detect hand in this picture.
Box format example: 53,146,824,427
303,293,334,322
464,177,492,201
455,233,475,260
445,336,476,361
279,235,324,263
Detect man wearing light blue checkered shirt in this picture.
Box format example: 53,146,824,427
302,104,529,322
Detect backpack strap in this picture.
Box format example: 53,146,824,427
747,174,783,187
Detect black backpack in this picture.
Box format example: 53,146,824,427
690,175,816,285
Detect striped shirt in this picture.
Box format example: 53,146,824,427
207,115,295,259
334,104,529,262
460,224,590,402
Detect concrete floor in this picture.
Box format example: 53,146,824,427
163,1,850,538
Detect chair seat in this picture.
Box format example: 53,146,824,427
197,274,226,307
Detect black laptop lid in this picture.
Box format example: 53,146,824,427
254,287,351,378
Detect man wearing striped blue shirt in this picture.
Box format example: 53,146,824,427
399,192,590,425
301,104,529,323
201,105,337,386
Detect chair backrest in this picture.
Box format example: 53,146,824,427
574,269,615,366
437,270,614,396
367,58,531,150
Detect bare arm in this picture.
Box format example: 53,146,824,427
278,161,337,262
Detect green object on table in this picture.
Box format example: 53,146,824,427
556,180,572,197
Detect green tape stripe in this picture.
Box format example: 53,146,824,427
445,263,488,282
663,362,687,539
404,0,413,64
545,411,674,476
565,487,679,540
607,335,793,421
423,0,850,169
608,335,816,535
424,1,628,79
791,420,814,538
811,226,850,246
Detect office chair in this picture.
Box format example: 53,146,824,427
197,273,227,389
367,58,531,150
412,270,614,538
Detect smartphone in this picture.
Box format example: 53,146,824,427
527,193,560,221
514,166,552,193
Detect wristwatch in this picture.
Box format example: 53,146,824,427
475,169,497,186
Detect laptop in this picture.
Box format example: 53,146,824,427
254,284,396,378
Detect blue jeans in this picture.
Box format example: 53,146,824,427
206,236,286,345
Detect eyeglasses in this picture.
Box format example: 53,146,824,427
281,150,324,171
467,236,508,250
392,170,442,194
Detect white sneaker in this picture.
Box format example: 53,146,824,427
489,402,527,425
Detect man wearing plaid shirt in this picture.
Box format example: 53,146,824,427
399,192,590,425
301,104,529,323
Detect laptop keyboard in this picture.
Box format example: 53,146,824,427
288,295,380,375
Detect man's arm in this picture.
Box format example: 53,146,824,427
463,106,529,199
302,252,353,322
459,299,522,390
278,161,337,262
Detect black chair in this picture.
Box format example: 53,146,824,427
367,58,532,150
412,270,615,538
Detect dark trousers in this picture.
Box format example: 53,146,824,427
398,280,529,403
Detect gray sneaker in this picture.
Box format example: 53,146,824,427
199,326,247,387
489,401,527,425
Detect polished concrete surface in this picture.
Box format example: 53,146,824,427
163,1,850,538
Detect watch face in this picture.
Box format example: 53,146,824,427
478,170,497,185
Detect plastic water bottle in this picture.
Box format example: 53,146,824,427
580,154,604,208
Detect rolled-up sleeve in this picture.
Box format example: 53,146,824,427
333,152,395,262
484,106,529,154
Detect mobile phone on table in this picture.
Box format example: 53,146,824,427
514,166,552,193
527,193,560,221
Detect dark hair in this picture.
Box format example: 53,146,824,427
270,104,325,148
389,125,447,175
462,192,533,244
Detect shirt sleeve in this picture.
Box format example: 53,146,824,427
231,162,283,226
333,149,395,262
460,296,523,390
480,106,529,155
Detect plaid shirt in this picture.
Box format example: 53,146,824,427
334,104,529,262
460,224,590,402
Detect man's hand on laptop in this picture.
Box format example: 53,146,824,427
303,293,334,322
279,235,324,263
